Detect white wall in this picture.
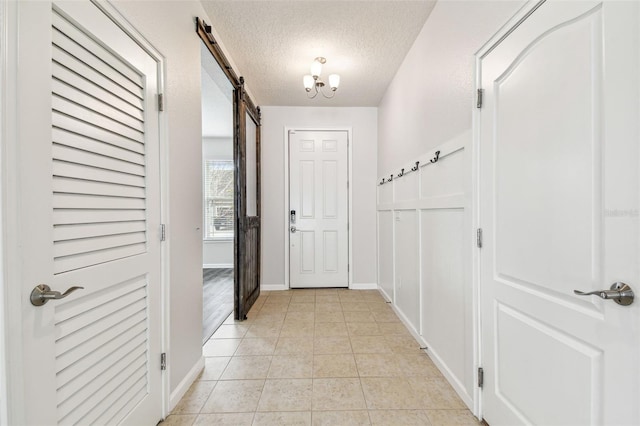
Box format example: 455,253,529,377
203,242,233,268
376,0,525,411
203,137,233,267
378,0,525,173
110,0,247,407
260,107,378,288
203,137,233,159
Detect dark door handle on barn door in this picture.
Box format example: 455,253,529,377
30,284,84,306
574,282,634,306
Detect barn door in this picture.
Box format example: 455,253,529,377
196,20,261,322
15,1,163,424
234,79,261,320
478,1,640,424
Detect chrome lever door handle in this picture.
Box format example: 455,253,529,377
30,284,84,306
574,282,634,306
290,226,310,233
573,290,618,298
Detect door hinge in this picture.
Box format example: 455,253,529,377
476,89,483,109
478,367,484,388
161,353,167,371
476,228,483,248
161,224,166,241
158,93,164,111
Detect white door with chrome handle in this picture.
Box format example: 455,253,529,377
289,130,349,288
478,1,640,424
10,1,164,424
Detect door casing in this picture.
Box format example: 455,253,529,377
0,1,170,422
283,127,353,290
471,2,545,418
0,1,20,423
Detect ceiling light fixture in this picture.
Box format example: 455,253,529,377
303,57,340,99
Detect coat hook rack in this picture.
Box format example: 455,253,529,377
378,153,440,186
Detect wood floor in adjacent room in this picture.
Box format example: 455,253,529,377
202,268,234,343
168,288,481,425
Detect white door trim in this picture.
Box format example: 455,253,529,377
283,127,353,290
99,1,171,416
1,1,24,423
471,0,554,420
0,0,170,422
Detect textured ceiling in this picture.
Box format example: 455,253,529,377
200,1,437,107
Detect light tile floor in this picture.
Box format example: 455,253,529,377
163,289,482,426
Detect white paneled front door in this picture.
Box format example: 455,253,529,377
289,130,349,288
16,1,163,424
479,1,639,424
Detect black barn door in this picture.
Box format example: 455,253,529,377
234,78,261,320
197,19,261,321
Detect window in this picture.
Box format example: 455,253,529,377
204,160,234,239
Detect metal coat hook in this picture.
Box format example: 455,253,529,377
380,178,386,185
389,174,394,182
411,161,419,172
397,168,405,178
430,151,440,163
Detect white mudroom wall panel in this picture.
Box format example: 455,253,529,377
420,207,470,397
393,210,420,333
394,171,419,203
421,147,465,199
376,131,472,407
377,210,394,301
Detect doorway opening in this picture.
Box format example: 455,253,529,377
201,42,235,342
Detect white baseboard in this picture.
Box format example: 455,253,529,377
423,343,473,410
261,284,289,291
168,356,204,413
261,283,377,291
389,302,425,347
387,301,473,412
378,287,392,303
203,263,233,269
349,282,378,290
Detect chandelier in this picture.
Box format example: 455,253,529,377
303,57,340,99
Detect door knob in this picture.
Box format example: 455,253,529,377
290,226,297,233
30,284,84,306
574,282,634,306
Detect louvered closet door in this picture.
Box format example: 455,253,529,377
17,1,162,424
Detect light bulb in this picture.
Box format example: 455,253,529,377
310,60,322,77
329,74,340,90
303,75,314,91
